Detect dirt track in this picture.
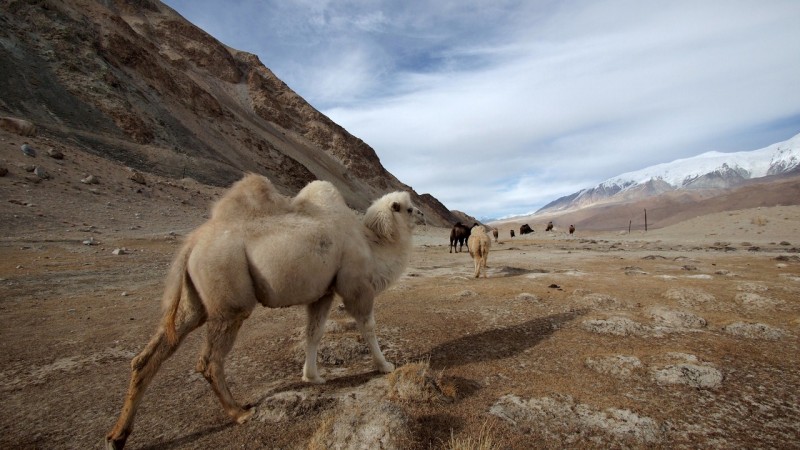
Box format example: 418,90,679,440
2,213,799,448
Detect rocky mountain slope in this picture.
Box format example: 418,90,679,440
0,0,457,226
539,133,800,214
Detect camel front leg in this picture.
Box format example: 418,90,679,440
302,293,334,384
353,308,394,374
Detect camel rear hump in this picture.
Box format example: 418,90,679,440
211,173,290,220
291,180,350,216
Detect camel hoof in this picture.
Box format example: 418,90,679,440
235,407,255,424
377,361,395,373
105,436,126,450
302,374,326,384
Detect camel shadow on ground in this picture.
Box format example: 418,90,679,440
138,423,234,450
425,309,587,370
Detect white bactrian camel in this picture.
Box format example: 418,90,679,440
105,174,424,450
467,225,491,278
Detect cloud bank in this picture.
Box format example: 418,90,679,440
164,0,800,219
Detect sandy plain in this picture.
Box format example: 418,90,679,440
2,131,800,448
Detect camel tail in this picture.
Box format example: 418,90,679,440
162,238,195,345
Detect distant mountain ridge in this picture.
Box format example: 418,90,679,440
538,133,800,214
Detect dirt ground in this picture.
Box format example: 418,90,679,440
2,133,800,449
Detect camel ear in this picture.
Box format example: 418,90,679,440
392,202,401,212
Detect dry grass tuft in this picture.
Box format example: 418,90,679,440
387,360,456,403
444,420,498,450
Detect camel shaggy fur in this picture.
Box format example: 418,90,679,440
106,174,423,449
467,225,491,278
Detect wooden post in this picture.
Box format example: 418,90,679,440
628,220,632,234
644,209,648,232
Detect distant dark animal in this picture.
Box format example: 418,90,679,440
545,221,554,232
450,222,471,253
492,228,499,243
520,224,533,235
569,224,575,235
510,230,515,238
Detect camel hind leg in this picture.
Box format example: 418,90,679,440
106,299,206,450
302,292,335,384
196,314,253,424
480,244,489,277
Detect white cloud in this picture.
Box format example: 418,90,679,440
164,0,800,219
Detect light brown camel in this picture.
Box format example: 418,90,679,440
105,174,423,449
467,225,491,278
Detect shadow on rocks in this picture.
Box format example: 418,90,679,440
426,309,587,370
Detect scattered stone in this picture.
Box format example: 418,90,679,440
81,175,99,184
0,165,7,177
663,288,716,308
651,363,723,389
649,307,707,329
574,293,619,309
779,241,791,246
33,166,49,179
683,274,712,280
21,143,36,157
257,390,335,424
83,237,98,246
47,148,64,159
681,265,697,271
722,322,787,340
490,394,662,444
735,292,784,309
516,293,540,302
308,379,412,450
0,116,36,136
623,266,647,275
548,284,561,289
129,171,146,185
112,248,127,255
642,255,667,260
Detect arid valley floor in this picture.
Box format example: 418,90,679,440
2,135,800,448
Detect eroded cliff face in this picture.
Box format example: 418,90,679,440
0,0,457,225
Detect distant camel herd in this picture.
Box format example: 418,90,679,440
448,220,577,277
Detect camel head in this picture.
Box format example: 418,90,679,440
364,191,424,242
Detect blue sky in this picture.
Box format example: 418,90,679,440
162,0,800,220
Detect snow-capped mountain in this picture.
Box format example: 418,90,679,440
538,132,800,213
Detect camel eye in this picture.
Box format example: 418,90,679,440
407,207,412,213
